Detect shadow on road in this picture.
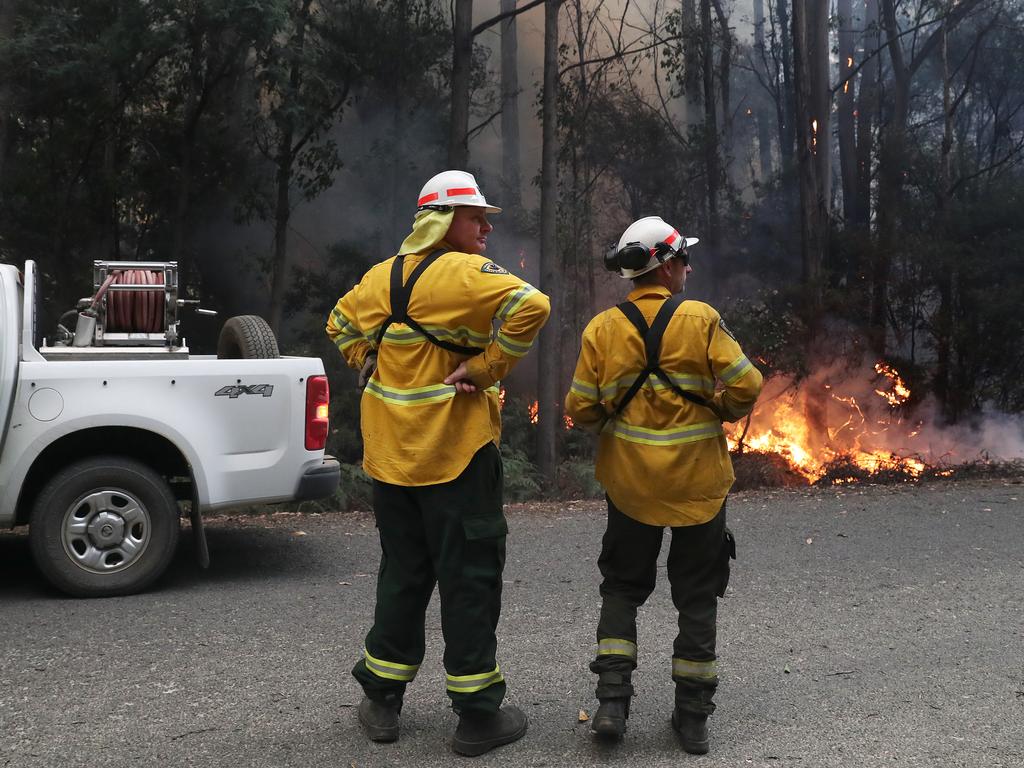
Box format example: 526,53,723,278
0,520,333,600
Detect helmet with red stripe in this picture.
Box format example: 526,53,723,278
610,216,699,279
416,170,501,213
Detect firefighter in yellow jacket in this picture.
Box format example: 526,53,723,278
564,216,762,754
326,170,550,756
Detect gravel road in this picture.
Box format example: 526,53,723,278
1,479,1022,767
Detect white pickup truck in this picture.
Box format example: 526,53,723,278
0,260,340,597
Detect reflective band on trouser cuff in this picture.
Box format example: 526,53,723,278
672,658,718,679
364,379,456,406
364,649,420,682
446,665,505,694
597,638,637,660
608,419,724,446
720,354,754,385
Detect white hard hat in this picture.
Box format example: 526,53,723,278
612,216,699,278
416,170,501,213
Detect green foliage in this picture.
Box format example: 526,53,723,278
500,444,542,502
333,461,373,511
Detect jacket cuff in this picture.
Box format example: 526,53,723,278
465,355,495,388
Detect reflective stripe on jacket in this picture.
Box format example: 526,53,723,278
327,247,550,486
564,285,762,526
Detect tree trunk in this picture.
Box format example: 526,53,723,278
752,0,773,181
837,0,857,226
172,24,205,287
700,0,720,284
448,0,473,168
269,135,293,337
536,0,561,491
777,0,796,171
710,0,732,154
681,0,702,126
854,0,879,230
268,0,312,337
791,0,829,331
934,19,954,417
499,0,521,210
0,0,16,196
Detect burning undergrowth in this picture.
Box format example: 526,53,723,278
727,357,1024,489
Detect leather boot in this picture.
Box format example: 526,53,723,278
357,695,401,743
452,705,528,756
590,698,629,739
671,708,709,754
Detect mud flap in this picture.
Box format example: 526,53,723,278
189,490,210,569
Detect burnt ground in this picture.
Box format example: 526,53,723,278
1,478,1022,767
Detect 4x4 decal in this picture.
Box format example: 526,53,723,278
215,384,274,399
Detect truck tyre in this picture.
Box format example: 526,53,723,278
217,315,280,359
29,456,180,597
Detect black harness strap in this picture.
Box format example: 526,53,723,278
375,249,483,356
612,294,712,417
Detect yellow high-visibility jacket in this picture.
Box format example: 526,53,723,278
565,285,763,526
327,247,550,486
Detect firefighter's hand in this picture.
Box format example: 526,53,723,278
444,362,478,394
357,353,377,389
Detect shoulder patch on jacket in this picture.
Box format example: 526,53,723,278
480,261,509,275
719,317,737,340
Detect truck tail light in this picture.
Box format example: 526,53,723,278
305,375,330,451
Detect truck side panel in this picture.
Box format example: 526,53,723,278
0,266,21,461
0,356,326,525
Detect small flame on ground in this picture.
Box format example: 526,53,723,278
528,400,539,424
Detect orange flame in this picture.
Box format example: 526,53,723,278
726,362,927,483
528,400,539,424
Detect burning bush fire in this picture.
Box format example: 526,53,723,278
726,359,1024,486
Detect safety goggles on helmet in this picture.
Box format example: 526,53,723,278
604,240,688,275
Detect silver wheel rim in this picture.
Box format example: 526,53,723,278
60,489,152,574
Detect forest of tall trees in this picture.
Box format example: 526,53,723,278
2,1,1023,494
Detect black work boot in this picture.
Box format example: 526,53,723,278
452,705,528,756
357,695,401,743
672,708,709,755
591,698,629,739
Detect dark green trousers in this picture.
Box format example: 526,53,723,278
352,443,508,715
590,497,728,716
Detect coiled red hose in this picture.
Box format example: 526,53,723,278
94,270,165,333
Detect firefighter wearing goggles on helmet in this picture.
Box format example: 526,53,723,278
564,215,763,754
326,170,549,755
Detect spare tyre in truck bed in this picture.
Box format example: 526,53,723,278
216,315,280,359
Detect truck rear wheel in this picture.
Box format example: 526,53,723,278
216,314,280,359
29,456,180,597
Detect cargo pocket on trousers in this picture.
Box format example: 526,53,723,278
716,527,737,597
462,512,509,541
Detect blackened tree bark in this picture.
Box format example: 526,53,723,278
837,0,858,226
681,0,702,126
854,0,879,230
536,0,561,491
791,0,829,331
777,0,796,171
448,0,473,168
0,0,16,198
700,0,720,284
500,0,521,209
753,0,774,181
